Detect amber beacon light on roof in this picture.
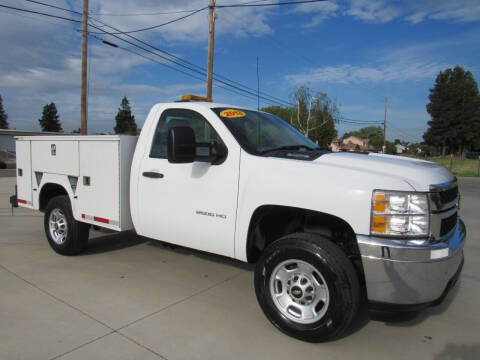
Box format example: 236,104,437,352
180,94,213,102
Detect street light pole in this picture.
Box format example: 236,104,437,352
80,0,88,135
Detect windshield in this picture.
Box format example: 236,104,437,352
212,108,318,155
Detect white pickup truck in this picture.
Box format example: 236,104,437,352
11,97,465,342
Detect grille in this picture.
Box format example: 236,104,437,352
440,212,457,237
439,185,458,205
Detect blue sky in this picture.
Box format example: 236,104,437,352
0,0,479,142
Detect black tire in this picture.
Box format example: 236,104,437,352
44,195,89,255
254,233,360,342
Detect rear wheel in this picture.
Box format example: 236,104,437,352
254,233,360,342
44,195,89,255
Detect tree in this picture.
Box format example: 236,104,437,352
291,86,339,146
385,141,397,155
0,95,8,129
261,88,339,147
38,103,62,132
114,97,138,135
424,66,480,157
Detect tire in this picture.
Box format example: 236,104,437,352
254,232,360,342
44,195,89,255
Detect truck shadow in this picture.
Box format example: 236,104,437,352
81,229,253,272
147,238,255,271
80,230,148,255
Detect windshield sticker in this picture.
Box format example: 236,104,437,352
220,109,246,118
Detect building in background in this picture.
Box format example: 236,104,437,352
330,136,375,152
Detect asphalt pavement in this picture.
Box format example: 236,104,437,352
0,176,479,360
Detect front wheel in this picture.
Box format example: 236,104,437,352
44,195,89,255
254,233,360,342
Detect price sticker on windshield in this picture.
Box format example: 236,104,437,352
220,109,246,118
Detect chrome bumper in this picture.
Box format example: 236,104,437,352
357,218,466,305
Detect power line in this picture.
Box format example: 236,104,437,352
87,0,270,16
90,9,201,17
20,0,294,106
89,34,280,105
88,29,288,106
87,16,294,105
338,116,383,124
0,3,81,23
24,0,81,15
88,7,208,35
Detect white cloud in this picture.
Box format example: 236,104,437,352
346,0,401,23
290,1,340,27
285,60,450,85
87,0,274,42
344,0,480,24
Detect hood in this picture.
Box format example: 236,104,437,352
314,152,454,191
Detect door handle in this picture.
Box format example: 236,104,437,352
142,171,164,179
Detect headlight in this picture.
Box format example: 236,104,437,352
371,191,430,237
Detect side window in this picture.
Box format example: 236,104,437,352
150,108,224,159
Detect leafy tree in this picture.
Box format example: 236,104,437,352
0,95,8,129
291,86,339,146
38,103,62,132
71,128,81,134
424,66,480,157
385,141,397,155
114,97,138,135
261,87,339,147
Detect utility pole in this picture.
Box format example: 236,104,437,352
80,0,88,135
256,56,260,110
383,97,388,153
206,0,216,100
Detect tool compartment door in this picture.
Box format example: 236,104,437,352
75,140,120,230
31,140,80,176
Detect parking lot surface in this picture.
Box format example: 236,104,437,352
1,176,479,360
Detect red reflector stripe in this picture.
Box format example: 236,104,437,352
18,199,27,204
93,216,109,224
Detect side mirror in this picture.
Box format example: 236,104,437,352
195,141,228,165
210,141,228,165
168,126,196,163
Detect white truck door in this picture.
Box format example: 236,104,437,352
137,108,240,258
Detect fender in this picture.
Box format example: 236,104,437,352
37,174,77,218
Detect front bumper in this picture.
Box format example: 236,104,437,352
357,218,466,306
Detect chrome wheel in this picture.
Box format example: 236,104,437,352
269,259,329,324
49,208,68,245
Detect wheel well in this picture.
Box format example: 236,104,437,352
246,205,362,271
39,183,68,211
